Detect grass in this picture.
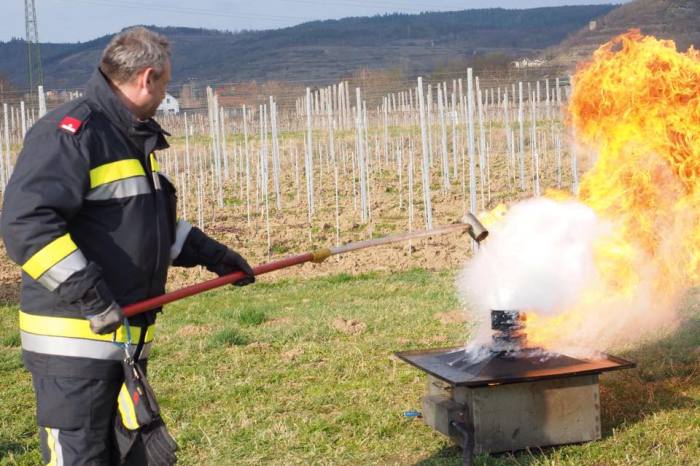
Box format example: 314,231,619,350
237,308,267,326
0,268,698,465
209,328,249,348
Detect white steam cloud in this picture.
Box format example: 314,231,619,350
456,197,681,359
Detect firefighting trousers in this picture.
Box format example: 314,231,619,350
33,374,147,465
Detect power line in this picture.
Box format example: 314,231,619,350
25,0,43,92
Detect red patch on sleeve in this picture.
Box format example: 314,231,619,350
58,116,82,134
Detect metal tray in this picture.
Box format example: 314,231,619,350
395,346,635,387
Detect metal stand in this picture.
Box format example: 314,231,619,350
450,406,474,466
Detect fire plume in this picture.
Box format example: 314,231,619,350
526,30,700,351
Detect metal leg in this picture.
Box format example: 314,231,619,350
451,407,475,466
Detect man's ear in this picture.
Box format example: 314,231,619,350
140,67,156,91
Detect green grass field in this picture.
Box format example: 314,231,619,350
1,268,698,465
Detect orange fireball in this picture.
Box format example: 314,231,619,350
526,30,700,351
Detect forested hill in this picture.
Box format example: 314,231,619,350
0,4,617,90
546,0,700,67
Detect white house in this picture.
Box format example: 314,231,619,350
512,58,547,69
158,93,180,114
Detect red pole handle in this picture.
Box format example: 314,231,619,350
123,252,315,317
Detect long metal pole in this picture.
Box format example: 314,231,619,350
123,222,480,317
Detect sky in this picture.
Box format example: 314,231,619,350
4,0,630,43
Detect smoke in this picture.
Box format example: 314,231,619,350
456,197,683,359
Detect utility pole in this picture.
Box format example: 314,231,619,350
25,0,44,96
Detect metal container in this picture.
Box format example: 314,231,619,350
423,373,601,454
396,346,635,461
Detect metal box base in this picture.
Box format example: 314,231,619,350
423,374,601,454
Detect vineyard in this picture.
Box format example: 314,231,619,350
1,29,700,465
0,72,580,283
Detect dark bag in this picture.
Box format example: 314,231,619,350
115,358,178,466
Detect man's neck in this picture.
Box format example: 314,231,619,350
105,77,144,121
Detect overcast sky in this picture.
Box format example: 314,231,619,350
3,0,629,43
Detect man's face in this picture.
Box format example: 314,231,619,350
142,60,171,119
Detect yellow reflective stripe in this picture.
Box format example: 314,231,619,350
149,153,160,172
19,311,155,343
45,427,57,466
118,384,140,430
23,234,77,280
89,159,145,188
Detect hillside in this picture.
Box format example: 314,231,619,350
545,0,700,68
0,5,617,90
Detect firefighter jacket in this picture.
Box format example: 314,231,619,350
1,69,222,379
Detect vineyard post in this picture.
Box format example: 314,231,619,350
305,88,315,223
4,103,10,185
437,85,449,193
0,113,4,191
518,81,525,191
417,77,433,229
466,69,477,219
476,85,486,210
38,85,46,117
569,75,579,193
20,102,27,140
355,88,368,223
242,105,251,225
530,90,540,197
451,85,458,180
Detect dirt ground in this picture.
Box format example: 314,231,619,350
0,119,580,304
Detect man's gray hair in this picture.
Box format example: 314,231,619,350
100,27,171,84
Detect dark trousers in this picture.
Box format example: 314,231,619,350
33,375,147,466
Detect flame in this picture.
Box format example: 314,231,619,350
526,30,700,350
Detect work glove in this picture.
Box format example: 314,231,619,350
206,248,256,286
141,419,179,466
87,301,124,335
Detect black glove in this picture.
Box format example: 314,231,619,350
87,301,124,334
141,419,179,466
207,248,255,286
172,227,255,286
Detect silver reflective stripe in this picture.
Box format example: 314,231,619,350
37,249,88,291
170,220,193,260
152,172,162,191
50,428,64,466
21,332,152,360
85,176,151,201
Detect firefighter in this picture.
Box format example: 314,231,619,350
1,27,254,465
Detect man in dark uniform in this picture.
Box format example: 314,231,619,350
1,27,254,465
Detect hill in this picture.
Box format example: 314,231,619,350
545,0,700,68
0,5,617,90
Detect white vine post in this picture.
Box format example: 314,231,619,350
38,85,47,117
416,77,433,229
5,103,12,184
242,105,251,226
476,84,486,209
518,81,525,191
437,85,450,193
326,95,340,245
568,76,579,194
530,90,541,196
270,96,282,211
466,69,477,218
355,88,369,223
305,88,315,224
